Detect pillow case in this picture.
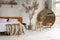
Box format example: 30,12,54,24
8,18,18,23
0,18,7,23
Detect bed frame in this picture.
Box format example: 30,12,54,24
0,16,23,35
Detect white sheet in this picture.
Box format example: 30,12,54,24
0,22,20,32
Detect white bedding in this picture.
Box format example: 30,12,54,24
0,22,20,32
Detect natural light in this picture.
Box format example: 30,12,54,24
54,0,60,10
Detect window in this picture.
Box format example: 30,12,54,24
53,0,60,10
55,3,60,9
55,0,60,1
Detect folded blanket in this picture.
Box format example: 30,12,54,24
6,23,25,35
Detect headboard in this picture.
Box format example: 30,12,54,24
0,17,23,23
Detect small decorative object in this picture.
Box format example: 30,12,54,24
0,0,17,8
36,2,55,30
22,0,39,30
28,25,32,30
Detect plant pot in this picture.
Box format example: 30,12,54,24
28,25,32,30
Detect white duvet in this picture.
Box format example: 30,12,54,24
0,22,20,32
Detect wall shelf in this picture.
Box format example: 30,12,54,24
0,0,17,8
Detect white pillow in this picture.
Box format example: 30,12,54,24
0,19,7,23
9,19,18,23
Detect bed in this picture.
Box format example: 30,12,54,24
0,17,25,35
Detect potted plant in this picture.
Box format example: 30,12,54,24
22,0,39,30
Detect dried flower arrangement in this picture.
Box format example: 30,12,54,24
22,0,39,30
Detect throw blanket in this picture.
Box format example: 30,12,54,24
6,23,25,35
